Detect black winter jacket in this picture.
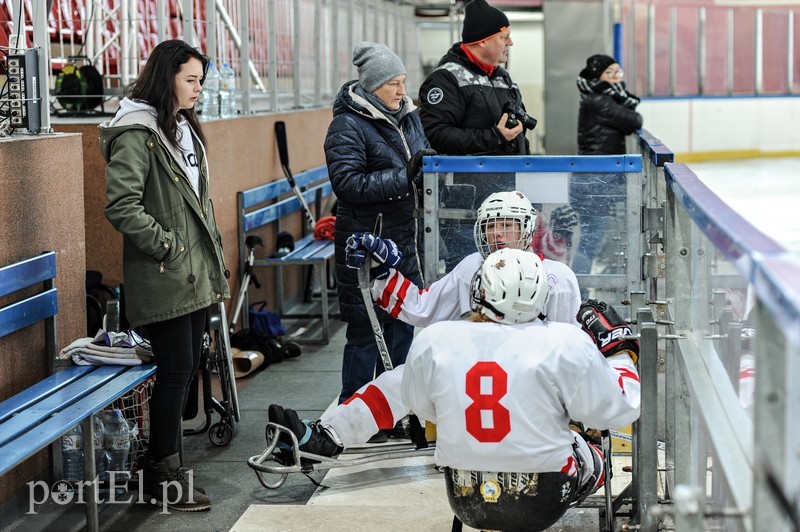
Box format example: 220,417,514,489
419,43,530,156
325,81,429,324
577,92,643,155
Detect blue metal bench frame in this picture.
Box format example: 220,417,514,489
0,252,156,532
237,165,337,344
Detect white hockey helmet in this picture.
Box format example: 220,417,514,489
470,248,549,324
473,191,538,257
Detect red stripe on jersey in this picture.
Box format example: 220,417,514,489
560,455,577,477
377,271,401,309
740,368,754,379
616,367,640,383
389,277,412,318
342,384,394,430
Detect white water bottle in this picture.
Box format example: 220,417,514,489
104,409,131,478
200,61,220,121
61,425,84,481
219,62,237,118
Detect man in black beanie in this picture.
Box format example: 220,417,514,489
418,0,534,157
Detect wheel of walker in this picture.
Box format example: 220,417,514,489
209,421,234,446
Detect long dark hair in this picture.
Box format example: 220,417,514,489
125,39,208,149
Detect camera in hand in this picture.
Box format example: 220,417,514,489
503,102,537,130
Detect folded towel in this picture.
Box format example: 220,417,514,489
59,330,154,366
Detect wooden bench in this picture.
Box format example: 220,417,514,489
0,252,156,532
237,165,337,344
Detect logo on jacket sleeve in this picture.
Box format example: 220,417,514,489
426,87,444,105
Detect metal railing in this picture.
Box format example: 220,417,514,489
421,140,800,530
623,2,800,97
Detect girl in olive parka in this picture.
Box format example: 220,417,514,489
99,40,229,512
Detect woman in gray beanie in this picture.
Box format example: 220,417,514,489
324,42,431,441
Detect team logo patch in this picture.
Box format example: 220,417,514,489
480,480,501,502
427,87,444,105
560,481,571,502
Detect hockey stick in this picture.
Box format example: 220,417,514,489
358,265,394,373
275,121,316,229
601,429,614,531
357,264,428,449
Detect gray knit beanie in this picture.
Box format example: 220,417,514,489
352,41,406,93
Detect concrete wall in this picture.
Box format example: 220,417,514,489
54,108,332,315
0,133,86,504
0,108,331,507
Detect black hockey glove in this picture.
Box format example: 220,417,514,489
407,148,437,191
550,205,579,248
577,299,639,364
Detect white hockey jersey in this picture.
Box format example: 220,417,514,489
372,252,581,326
401,319,641,473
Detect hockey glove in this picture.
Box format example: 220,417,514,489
345,232,402,280
407,148,437,191
550,205,579,248
345,234,368,270
577,299,639,364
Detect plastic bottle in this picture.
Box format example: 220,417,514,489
92,413,109,481
104,409,131,478
200,61,220,121
61,425,84,481
219,62,237,118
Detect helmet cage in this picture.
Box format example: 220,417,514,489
473,192,537,257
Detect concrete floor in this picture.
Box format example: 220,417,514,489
1,308,641,532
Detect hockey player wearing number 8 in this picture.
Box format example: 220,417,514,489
267,249,640,531
267,190,582,450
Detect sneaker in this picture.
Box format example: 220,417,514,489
267,404,342,461
149,453,211,512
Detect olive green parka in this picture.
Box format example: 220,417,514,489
99,100,230,329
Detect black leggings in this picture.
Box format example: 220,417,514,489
144,307,208,461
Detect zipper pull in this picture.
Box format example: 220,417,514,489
159,262,165,273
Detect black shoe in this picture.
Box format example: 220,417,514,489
149,454,211,512
267,404,342,462
366,431,389,444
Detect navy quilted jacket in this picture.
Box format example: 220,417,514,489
325,80,430,323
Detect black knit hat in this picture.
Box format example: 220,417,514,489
462,0,510,44
580,54,618,80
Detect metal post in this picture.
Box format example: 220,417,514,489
81,416,99,532
293,0,301,108
647,3,655,96
156,0,166,43
752,300,791,530
268,0,279,110
331,0,339,94
314,0,322,106
727,8,734,95
120,0,130,85
755,9,763,94
669,6,676,96
181,0,194,46
205,0,216,59
698,7,706,95
635,311,660,531
628,3,637,95
788,12,794,94
239,0,250,114
31,0,50,132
